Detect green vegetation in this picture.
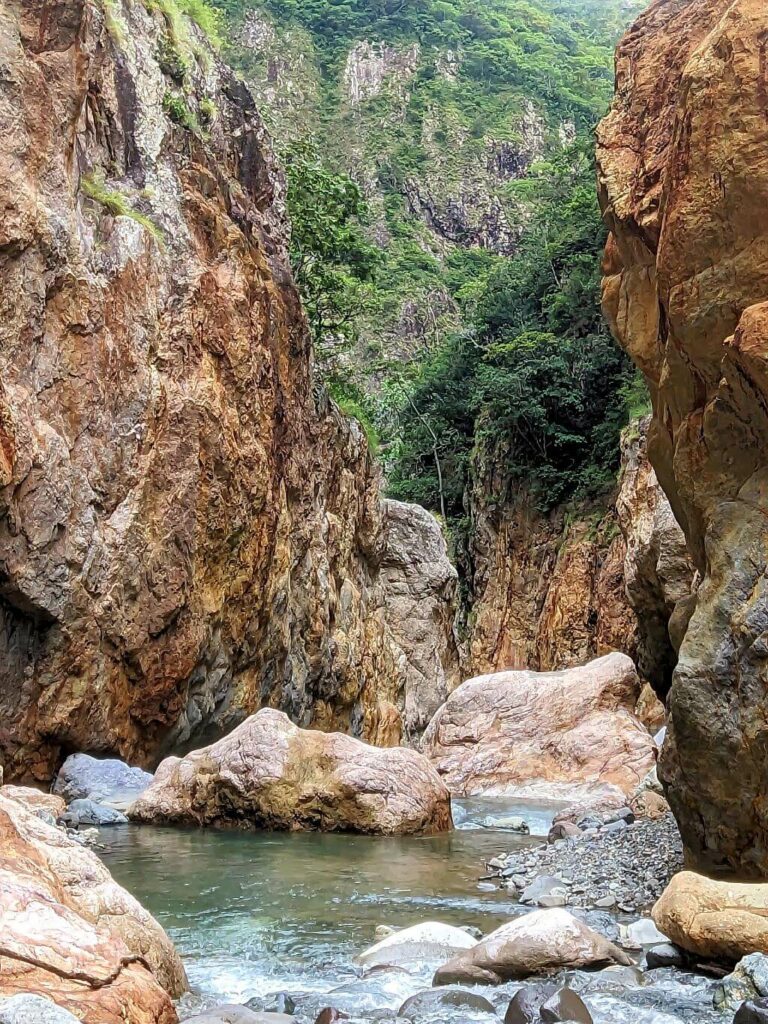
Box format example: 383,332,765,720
101,0,127,45
80,173,164,245
163,91,204,134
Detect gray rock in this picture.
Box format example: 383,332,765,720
646,942,688,969
735,998,768,1023
716,954,768,1012
602,819,628,835
504,983,557,1024
620,918,668,948
0,996,80,1023
538,893,568,908
520,875,565,905
53,753,153,808
184,1007,293,1024
398,987,496,1018
62,798,129,827
540,988,593,1023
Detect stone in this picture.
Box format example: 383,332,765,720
432,909,631,985
0,787,65,820
314,1012,349,1024
0,995,81,1023
540,988,593,1023
598,0,768,875
62,799,129,827
521,876,566,905
621,919,668,948
653,872,768,962
487,816,530,834
422,653,655,799
0,794,184,1022
504,983,557,1024
646,943,688,970
735,999,768,1024
715,955,768,1012
184,1009,293,1024
53,755,154,810
358,922,476,968
130,710,452,835
397,987,496,1018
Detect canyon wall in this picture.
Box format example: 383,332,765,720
0,0,458,781
598,0,768,873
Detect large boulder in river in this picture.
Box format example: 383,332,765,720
53,754,153,809
357,922,476,968
653,872,768,962
422,653,655,799
0,794,184,1022
432,909,631,985
129,709,452,835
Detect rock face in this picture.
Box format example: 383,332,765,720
597,0,768,873
129,708,453,835
0,794,184,1022
379,501,462,742
0,0,459,781
432,909,631,985
653,872,768,963
422,653,655,800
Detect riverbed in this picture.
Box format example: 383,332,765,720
98,798,723,1024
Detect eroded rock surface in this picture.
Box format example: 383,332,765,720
0,794,184,1022
598,0,768,873
129,708,453,835
422,653,655,800
0,0,458,781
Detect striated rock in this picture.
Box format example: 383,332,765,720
0,786,65,820
653,872,768,962
597,0,768,873
379,501,462,744
129,708,452,835
0,0,460,782
0,794,184,1022
432,909,631,985
422,653,655,799
357,922,475,968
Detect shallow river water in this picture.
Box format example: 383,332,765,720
98,798,723,1024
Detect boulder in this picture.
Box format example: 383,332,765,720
715,955,768,1012
0,995,80,1023
0,787,65,820
62,799,129,827
357,922,476,968
0,795,184,1022
646,943,688,970
432,909,631,985
540,989,593,1023
129,709,452,835
521,876,569,907
736,999,768,1024
183,1009,292,1024
422,654,655,799
53,755,154,809
653,872,768,962
397,987,496,1018
620,919,668,949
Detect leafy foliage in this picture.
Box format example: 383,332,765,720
80,172,164,245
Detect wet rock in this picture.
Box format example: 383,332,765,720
521,876,567,906
735,998,768,1023
715,955,768,1012
357,921,476,968
540,988,593,1023
397,987,496,1018
314,1011,349,1024
262,995,295,1015
129,710,452,836
0,995,80,1023
0,794,184,1022
486,816,530,834
646,943,688,969
423,653,655,800
0,787,66,821
504,983,557,1024
53,755,153,810
185,1008,293,1023
621,919,668,949
61,799,129,827
653,872,768,961
432,908,631,985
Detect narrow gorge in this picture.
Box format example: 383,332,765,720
2,0,768,1023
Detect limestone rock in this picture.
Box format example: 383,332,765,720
422,653,655,799
380,501,462,743
597,0,768,873
53,755,153,809
653,872,768,962
432,908,631,985
358,922,475,969
0,996,80,1024
0,795,184,1022
129,709,452,835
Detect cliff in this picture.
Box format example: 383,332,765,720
598,0,768,872
0,0,459,781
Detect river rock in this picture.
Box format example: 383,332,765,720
184,1009,293,1024
504,984,557,1024
620,919,668,949
540,988,593,1023
715,955,768,1012
646,943,688,970
0,787,65,820
0,794,184,1022
735,999,768,1023
53,755,153,810
0,995,80,1023
130,709,452,835
358,922,476,968
653,872,768,961
422,654,655,799
521,876,569,906
62,799,129,827
397,988,496,1018
432,908,631,985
